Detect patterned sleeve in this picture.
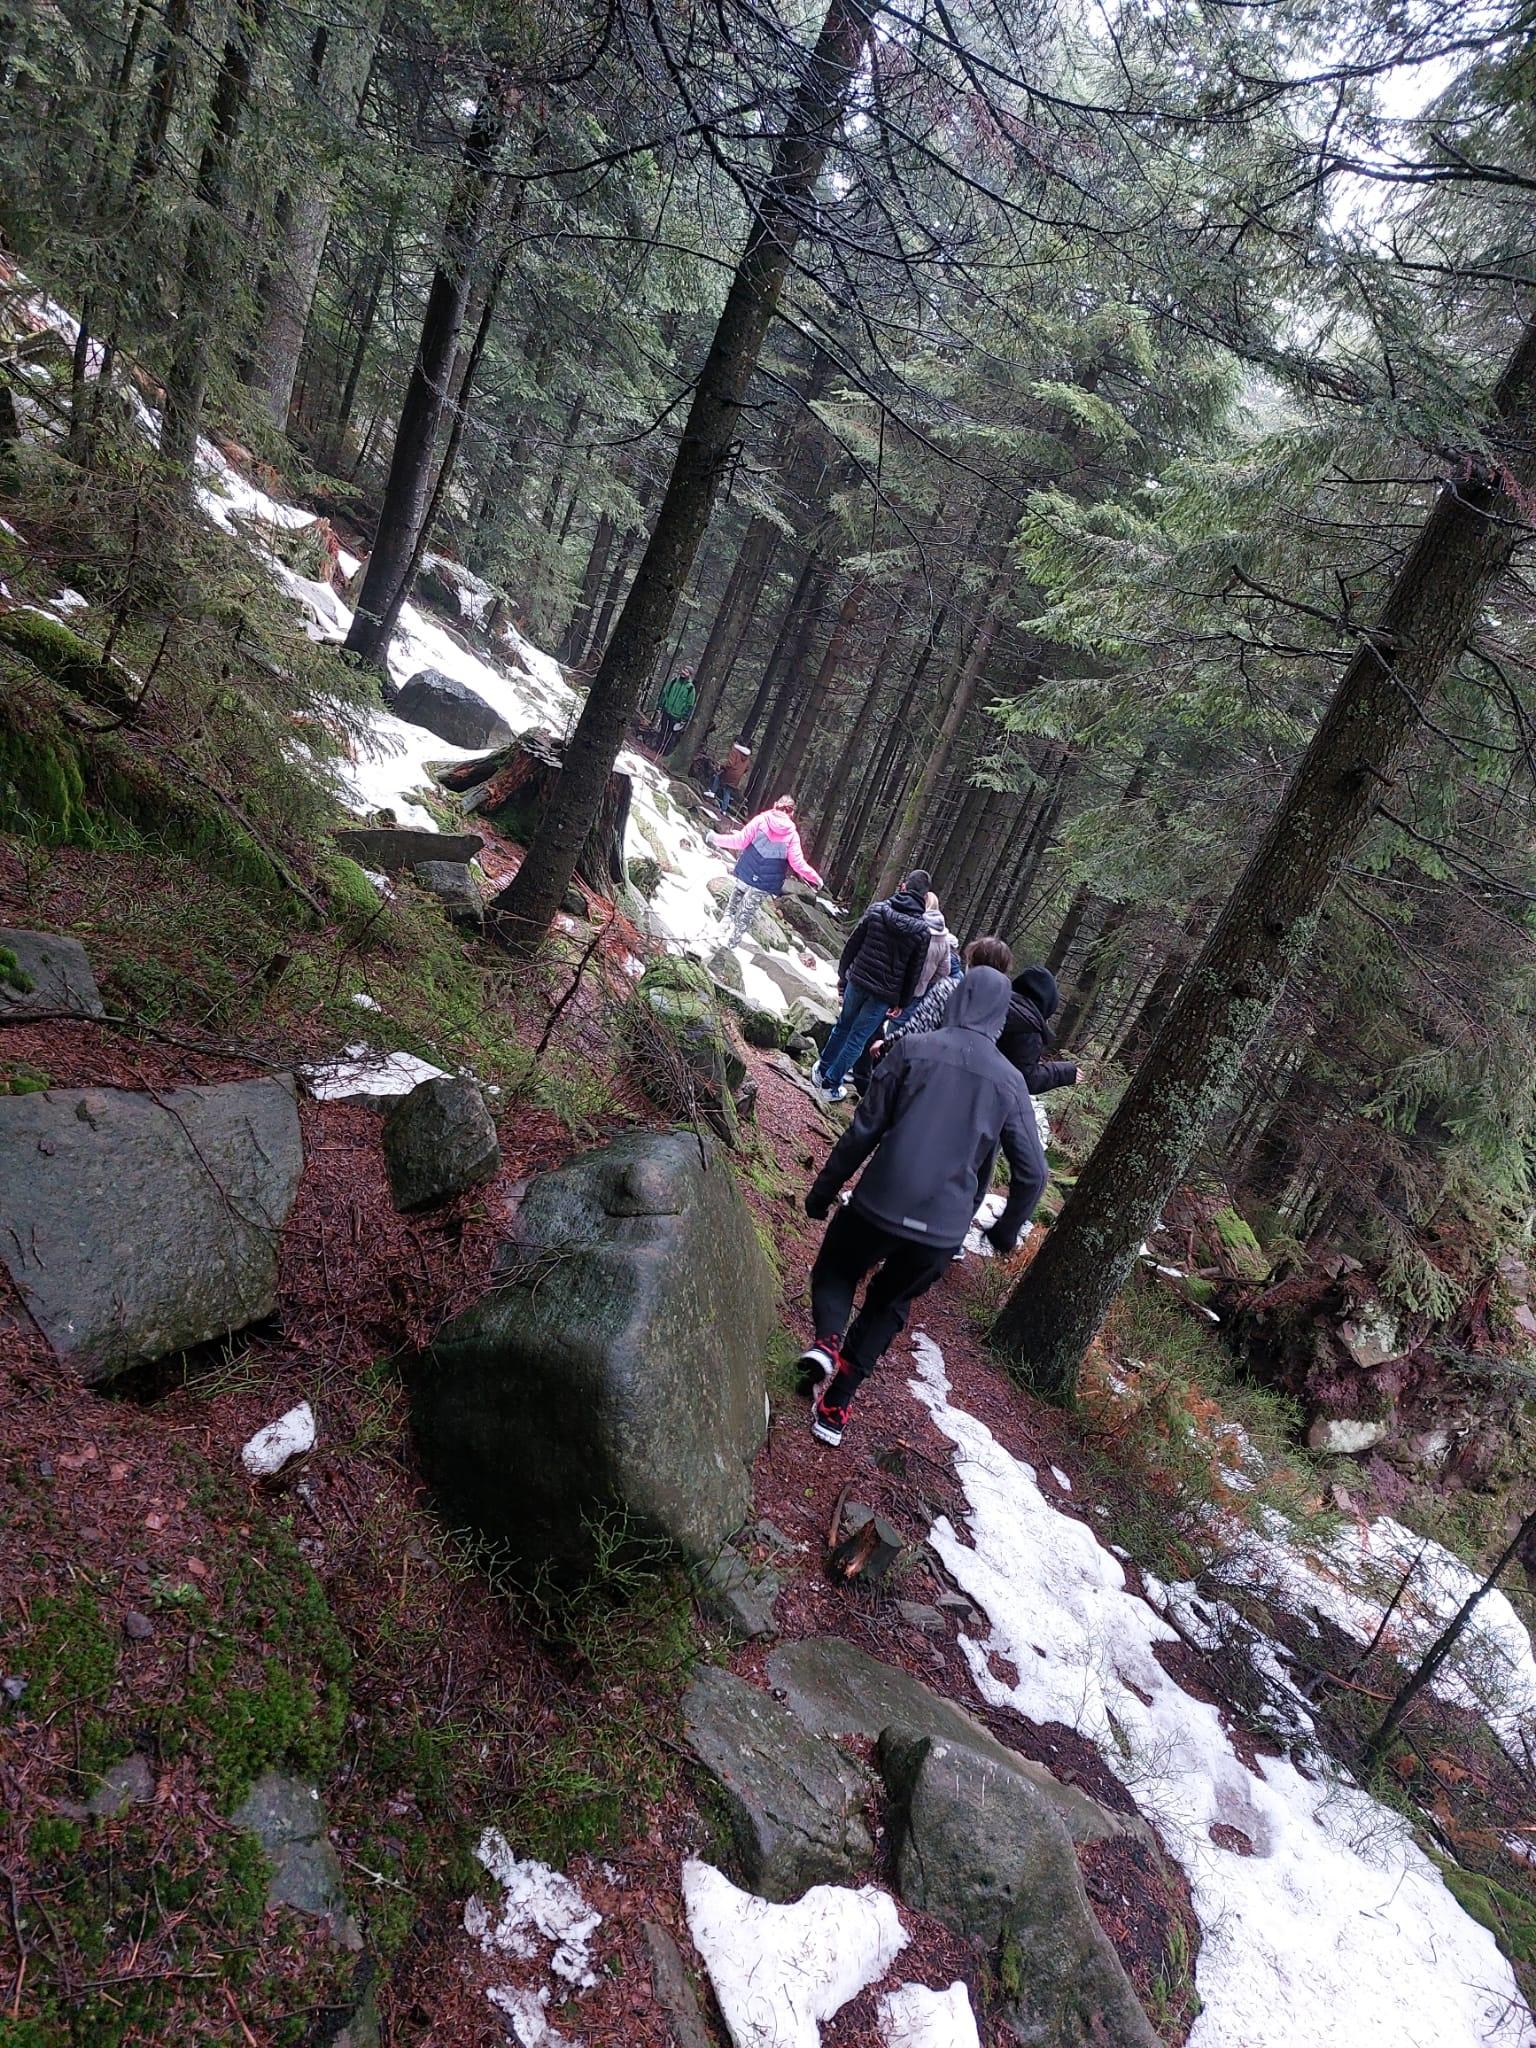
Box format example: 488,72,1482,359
885,973,958,1045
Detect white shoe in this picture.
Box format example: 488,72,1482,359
810,1061,825,1089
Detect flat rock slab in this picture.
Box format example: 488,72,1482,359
233,1771,361,1948
765,1637,1153,1853
89,1753,154,1818
683,1665,873,1900
382,1074,500,1211
881,1732,1159,2047
0,928,104,1018
334,825,482,871
697,1545,781,1640
407,1130,775,1573
0,1076,303,1382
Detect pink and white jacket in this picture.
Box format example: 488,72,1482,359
709,807,822,895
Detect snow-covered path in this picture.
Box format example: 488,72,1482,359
907,1330,1534,2048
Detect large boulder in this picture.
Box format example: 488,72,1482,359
0,928,105,1018
382,1076,501,1212
764,1638,1153,1853
754,949,837,1016
0,1077,303,1382
777,887,846,958
411,859,483,928
393,668,513,751
682,1666,873,1900
334,825,483,871
631,960,749,1147
880,1732,1159,2048
406,1131,774,1572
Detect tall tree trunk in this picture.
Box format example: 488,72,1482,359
993,309,1536,1401
344,83,506,663
559,514,616,665
160,0,274,475
749,550,836,800
130,0,195,192
493,0,872,937
772,575,866,798
875,568,1006,897
831,597,948,890
675,514,781,757
249,0,382,429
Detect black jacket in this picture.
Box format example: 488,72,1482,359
808,968,1047,1251
998,991,1078,1095
838,888,932,1007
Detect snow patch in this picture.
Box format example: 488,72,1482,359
465,1830,601,1988
240,1401,315,1478
877,1981,981,2048
486,1984,568,2046
299,1044,447,1101
350,992,381,1011
683,1858,907,2048
906,1331,1533,2048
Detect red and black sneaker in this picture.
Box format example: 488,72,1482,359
794,1336,842,1396
810,1386,852,1447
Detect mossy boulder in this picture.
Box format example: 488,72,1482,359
738,1007,785,1050
0,928,105,1019
1212,1205,1269,1282
406,1130,774,1574
0,607,137,714
628,855,664,900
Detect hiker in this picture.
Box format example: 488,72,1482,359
796,965,1047,1446
709,741,752,816
653,666,697,754
848,890,956,1094
811,870,935,1102
709,795,822,947
998,964,1081,1096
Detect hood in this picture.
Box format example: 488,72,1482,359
923,905,946,933
754,810,796,843
945,965,1012,1040
887,887,927,919
1013,965,1059,1017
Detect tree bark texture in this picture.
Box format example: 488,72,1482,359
344,84,506,664
494,0,872,938
993,309,1536,1400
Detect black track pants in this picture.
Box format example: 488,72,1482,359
809,1204,953,1397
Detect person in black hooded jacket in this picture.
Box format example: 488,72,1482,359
796,966,1046,1447
998,964,1080,1095
812,869,934,1100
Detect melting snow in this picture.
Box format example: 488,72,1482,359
683,1859,907,2048
299,1044,446,1101
486,1984,569,2046
877,1981,981,2048
240,1401,315,1478
466,1830,601,1988
906,1331,1533,2048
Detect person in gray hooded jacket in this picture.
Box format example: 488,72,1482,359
797,965,1047,1446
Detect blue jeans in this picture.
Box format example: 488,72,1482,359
819,985,889,1088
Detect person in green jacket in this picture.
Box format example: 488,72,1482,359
653,667,697,755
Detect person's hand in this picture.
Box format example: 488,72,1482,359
985,1222,1018,1257
886,1007,902,1019
805,1188,833,1221
870,1037,888,1064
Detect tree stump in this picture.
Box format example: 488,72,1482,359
442,731,632,896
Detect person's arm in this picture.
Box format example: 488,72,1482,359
805,1050,905,1216
884,975,954,1047
837,911,871,987
785,822,822,889
709,813,760,854
897,926,928,1008
1024,1055,1079,1094
988,1089,1048,1251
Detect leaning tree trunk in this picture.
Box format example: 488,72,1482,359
493,0,873,940
160,0,274,476
993,308,1536,1402
344,84,506,665
249,0,383,430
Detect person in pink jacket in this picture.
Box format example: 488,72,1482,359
709,796,823,946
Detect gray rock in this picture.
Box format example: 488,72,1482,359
411,860,483,927
232,1772,361,1947
881,1733,1159,2047
631,971,748,1147
897,1601,945,1634
0,1077,304,1382
88,1753,154,1818
382,1076,500,1212
334,826,483,872
561,883,587,918
122,1610,155,1642
765,1637,1153,1853
697,1545,781,1639
641,1920,713,2048
707,946,745,994
394,668,513,751
784,995,838,1048
785,1031,818,1062
407,1131,774,1573
751,951,834,1017
0,929,104,1018
683,1666,873,1900
777,889,846,957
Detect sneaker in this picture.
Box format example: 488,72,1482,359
794,1338,841,1394
820,1081,847,1103
809,1061,825,1090
810,1389,851,1447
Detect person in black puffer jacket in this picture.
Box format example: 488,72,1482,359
999,964,1080,1095
813,870,934,1099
